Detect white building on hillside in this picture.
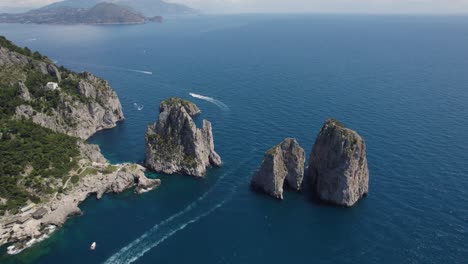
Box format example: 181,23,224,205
46,82,60,90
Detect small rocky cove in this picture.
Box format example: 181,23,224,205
1,148,160,255
251,119,369,207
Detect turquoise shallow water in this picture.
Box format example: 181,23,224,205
1,14,468,264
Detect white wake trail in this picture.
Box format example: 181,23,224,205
103,154,255,264
66,62,152,75
123,199,228,264
131,70,153,75
104,174,236,264
189,93,229,111
133,103,144,111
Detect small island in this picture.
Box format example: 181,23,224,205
145,98,222,177
250,119,369,207
251,138,305,200
307,119,369,207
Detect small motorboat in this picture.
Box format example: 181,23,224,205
90,242,96,250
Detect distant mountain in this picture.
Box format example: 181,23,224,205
82,2,147,24
0,6,31,14
39,0,197,16
0,3,154,25
39,0,102,10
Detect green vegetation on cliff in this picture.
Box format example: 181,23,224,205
0,36,46,60
0,84,22,118
161,97,194,108
0,37,81,214
0,119,79,214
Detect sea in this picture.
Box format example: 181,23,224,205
0,14,467,264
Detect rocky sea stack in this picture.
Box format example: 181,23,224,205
145,98,222,177
251,138,305,199
307,119,369,207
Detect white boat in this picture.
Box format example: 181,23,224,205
90,242,96,250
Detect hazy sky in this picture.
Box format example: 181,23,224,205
1,0,468,14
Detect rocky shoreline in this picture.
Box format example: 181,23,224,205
0,142,160,255
0,40,160,254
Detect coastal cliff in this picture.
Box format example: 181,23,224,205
0,143,160,254
251,138,305,199
307,119,369,207
145,98,222,177
0,36,159,254
0,45,124,139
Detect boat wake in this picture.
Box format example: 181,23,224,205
107,67,152,75
189,93,229,111
133,103,145,111
66,62,152,75
131,70,153,75
103,154,255,264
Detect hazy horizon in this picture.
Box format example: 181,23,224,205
1,0,468,14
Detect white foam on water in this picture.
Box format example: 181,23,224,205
104,175,231,264
103,153,256,264
125,200,227,264
7,225,56,255
67,62,152,76
132,70,153,75
133,103,144,111
189,93,230,111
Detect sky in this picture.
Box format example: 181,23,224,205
1,0,468,14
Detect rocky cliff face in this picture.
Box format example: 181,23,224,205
307,119,369,207
15,72,124,140
0,143,160,253
251,138,305,199
0,38,155,254
0,46,124,139
145,98,222,177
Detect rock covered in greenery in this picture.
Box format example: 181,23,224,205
307,119,369,207
0,120,81,215
251,138,305,199
0,37,159,253
13,70,124,140
0,38,124,139
145,98,222,177
1,159,160,252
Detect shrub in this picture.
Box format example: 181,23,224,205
70,175,80,184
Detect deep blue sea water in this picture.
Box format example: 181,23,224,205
1,14,467,264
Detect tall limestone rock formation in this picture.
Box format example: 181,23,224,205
307,119,369,207
145,98,222,177
251,138,305,200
